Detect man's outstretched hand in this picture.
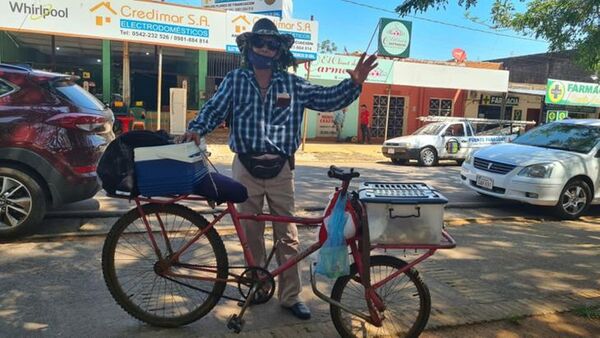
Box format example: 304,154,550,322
347,53,378,85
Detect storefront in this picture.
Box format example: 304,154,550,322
0,0,316,132
464,88,544,123
543,79,600,122
295,55,509,141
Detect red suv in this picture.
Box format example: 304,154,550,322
0,64,114,239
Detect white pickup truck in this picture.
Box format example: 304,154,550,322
382,116,535,166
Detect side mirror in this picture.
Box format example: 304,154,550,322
595,149,600,158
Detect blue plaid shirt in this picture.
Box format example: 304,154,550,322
188,68,361,156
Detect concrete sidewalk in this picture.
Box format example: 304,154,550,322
0,218,598,337
205,142,388,164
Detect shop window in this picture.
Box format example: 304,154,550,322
373,95,405,138
429,98,452,116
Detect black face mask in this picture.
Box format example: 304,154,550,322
248,49,275,70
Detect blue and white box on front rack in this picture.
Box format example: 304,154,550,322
134,142,207,196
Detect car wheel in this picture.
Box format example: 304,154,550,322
554,179,591,220
418,147,438,167
392,158,408,165
0,167,47,240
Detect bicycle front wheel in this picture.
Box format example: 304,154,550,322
102,203,228,327
330,255,431,338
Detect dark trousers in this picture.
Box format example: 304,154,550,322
360,124,371,144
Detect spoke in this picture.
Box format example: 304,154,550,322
1,177,10,194
7,204,28,216
4,184,24,199
5,211,20,226
575,186,582,197
7,196,31,211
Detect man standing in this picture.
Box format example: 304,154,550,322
359,104,371,144
179,18,377,320
333,107,347,142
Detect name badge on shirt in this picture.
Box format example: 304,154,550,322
276,92,291,108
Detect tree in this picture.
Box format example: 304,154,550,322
318,39,338,53
396,0,600,73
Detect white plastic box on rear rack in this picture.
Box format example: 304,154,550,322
358,182,448,245
134,142,208,197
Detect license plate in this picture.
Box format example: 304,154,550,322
476,175,494,190
387,148,395,154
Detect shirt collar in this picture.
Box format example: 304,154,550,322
241,68,285,83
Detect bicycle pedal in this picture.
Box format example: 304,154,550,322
227,314,244,334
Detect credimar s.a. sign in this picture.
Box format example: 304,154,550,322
546,79,600,107
295,54,394,83
1,0,317,57
224,11,318,60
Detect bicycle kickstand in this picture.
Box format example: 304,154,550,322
228,240,281,333
228,282,260,333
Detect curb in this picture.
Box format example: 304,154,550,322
10,215,551,243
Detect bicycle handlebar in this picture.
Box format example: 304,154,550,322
328,165,360,181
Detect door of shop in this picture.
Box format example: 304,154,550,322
526,108,541,126
372,95,405,139
477,105,513,120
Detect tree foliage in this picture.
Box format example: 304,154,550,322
396,0,600,73
318,39,338,53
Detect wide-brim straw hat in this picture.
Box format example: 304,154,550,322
236,18,295,50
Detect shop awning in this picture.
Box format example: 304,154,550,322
391,61,509,92
508,88,546,96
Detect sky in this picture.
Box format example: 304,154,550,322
165,0,550,61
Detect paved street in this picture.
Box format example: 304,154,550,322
0,218,598,337
2,143,599,337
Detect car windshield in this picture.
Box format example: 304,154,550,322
513,122,600,153
52,81,105,111
413,123,446,135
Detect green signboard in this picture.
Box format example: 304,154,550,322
546,79,600,107
546,110,569,123
378,18,412,58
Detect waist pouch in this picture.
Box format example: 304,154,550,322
238,153,288,179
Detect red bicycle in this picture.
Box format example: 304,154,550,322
101,166,455,337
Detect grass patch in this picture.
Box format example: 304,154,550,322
506,314,527,325
572,305,600,319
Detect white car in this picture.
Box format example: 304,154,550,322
382,117,527,166
461,119,600,219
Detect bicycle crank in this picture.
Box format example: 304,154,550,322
236,267,275,305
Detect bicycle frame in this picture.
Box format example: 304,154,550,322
117,175,456,327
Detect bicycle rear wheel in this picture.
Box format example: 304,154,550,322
330,255,431,338
102,203,228,327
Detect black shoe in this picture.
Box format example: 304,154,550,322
283,302,311,320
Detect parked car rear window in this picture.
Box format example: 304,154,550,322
513,122,600,154
53,81,105,111
0,80,15,97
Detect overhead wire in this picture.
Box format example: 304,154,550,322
339,0,547,43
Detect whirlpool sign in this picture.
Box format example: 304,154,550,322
1,0,318,56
